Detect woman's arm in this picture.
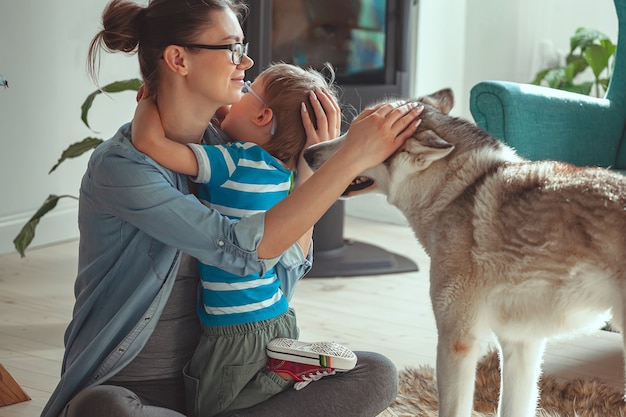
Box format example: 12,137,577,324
132,98,199,176
259,101,423,259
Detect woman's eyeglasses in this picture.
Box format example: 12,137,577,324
175,42,249,65
242,81,276,135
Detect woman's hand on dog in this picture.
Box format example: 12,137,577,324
342,101,423,172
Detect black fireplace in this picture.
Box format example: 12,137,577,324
242,0,419,277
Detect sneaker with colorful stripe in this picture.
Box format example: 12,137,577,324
266,357,337,390
266,338,357,372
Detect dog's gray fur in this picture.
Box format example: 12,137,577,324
304,89,626,417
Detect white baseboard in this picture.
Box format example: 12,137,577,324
0,204,79,256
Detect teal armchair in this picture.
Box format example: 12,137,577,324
469,0,626,174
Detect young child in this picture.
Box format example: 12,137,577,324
132,63,357,417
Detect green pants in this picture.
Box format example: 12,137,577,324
183,309,299,417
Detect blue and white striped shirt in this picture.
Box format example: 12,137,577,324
189,141,293,326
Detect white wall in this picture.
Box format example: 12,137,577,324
0,0,619,255
0,1,140,255
460,0,617,118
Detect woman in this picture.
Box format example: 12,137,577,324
41,1,423,417
133,63,361,416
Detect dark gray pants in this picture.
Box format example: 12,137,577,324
64,351,397,417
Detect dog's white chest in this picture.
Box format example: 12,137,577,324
485,264,618,339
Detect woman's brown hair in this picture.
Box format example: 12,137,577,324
260,63,340,170
87,0,247,95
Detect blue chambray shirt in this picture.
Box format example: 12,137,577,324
41,123,312,417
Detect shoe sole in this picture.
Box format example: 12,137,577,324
266,338,357,371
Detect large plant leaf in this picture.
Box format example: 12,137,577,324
570,27,610,53
49,137,103,174
13,195,78,257
600,38,617,58
543,68,568,89
584,44,611,78
531,68,551,85
563,58,589,82
81,78,142,129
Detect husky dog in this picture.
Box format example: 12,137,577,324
304,89,626,417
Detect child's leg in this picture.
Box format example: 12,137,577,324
233,351,398,417
186,311,298,417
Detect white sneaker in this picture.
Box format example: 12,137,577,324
266,338,357,372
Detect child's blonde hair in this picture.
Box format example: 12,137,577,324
258,63,339,170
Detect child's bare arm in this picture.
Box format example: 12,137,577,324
132,98,199,176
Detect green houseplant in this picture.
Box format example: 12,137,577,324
13,79,141,257
531,27,616,97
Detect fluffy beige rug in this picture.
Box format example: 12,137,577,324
390,351,626,417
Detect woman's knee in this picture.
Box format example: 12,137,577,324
354,351,399,402
65,385,143,417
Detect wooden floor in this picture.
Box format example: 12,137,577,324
0,216,624,416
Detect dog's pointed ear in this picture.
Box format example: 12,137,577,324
419,89,454,114
403,130,454,168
